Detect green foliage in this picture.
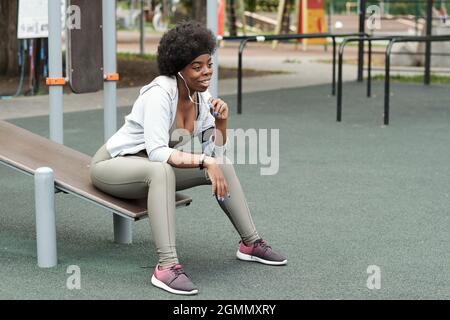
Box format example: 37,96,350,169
371,74,450,85
328,0,450,16
243,0,295,12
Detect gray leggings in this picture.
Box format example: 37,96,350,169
90,145,260,268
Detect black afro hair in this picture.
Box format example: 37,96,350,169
157,21,217,76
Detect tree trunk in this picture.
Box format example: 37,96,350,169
0,0,19,76
281,0,292,34
227,0,237,36
191,0,206,25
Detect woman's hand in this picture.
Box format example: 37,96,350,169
208,97,229,121
204,157,229,201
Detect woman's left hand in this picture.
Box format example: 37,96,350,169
209,98,229,121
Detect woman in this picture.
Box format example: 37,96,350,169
90,21,286,296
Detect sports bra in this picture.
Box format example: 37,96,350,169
168,93,200,149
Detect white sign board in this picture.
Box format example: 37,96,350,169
17,0,66,39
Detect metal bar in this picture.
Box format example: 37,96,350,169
365,0,432,3
385,41,394,125
223,32,367,42
233,32,368,114
48,0,63,144
332,36,337,96
362,51,450,57
35,167,57,268
366,67,450,73
358,0,367,82
102,0,117,141
337,36,395,122
207,0,219,98
103,0,132,244
113,214,133,244
337,39,346,122
237,39,248,114
383,35,450,125
367,39,372,97
336,34,450,124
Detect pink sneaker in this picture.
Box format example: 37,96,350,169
151,264,198,295
236,239,287,266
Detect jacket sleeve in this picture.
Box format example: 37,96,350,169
143,86,178,163
200,111,227,158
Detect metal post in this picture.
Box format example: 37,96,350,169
35,167,57,268
384,42,392,126
48,0,64,144
103,0,132,244
357,0,366,82
337,41,345,122
207,0,218,98
103,0,117,140
140,0,145,55
237,39,248,114
113,215,133,244
367,39,372,97
425,0,433,85
332,36,337,96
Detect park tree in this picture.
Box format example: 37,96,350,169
192,0,206,24
0,0,19,76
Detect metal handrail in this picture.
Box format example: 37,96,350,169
336,36,396,122
222,32,369,114
384,35,450,125
337,34,450,125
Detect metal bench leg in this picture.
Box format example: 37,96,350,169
113,214,133,244
35,167,57,268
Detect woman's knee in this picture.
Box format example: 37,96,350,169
91,144,110,166
149,162,175,185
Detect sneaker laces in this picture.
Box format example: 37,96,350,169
170,265,187,278
254,239,272,252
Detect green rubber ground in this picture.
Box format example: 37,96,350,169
1,82,449,299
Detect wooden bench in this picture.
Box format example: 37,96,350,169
0,120,192,267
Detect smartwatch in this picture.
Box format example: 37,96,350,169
199,153,206,170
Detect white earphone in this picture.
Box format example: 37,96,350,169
177,71,219,118
178,72,200,105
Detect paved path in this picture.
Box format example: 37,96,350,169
2,30,443,120
0,37,361,119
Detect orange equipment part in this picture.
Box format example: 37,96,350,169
46,77,66,86
104,73,120,81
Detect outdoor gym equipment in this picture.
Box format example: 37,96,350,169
1,0,192,268
337,34,450,125
222,32,368,114
0,120,192,268
67,0,103,93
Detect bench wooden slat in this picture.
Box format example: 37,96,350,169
0,120,191,220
